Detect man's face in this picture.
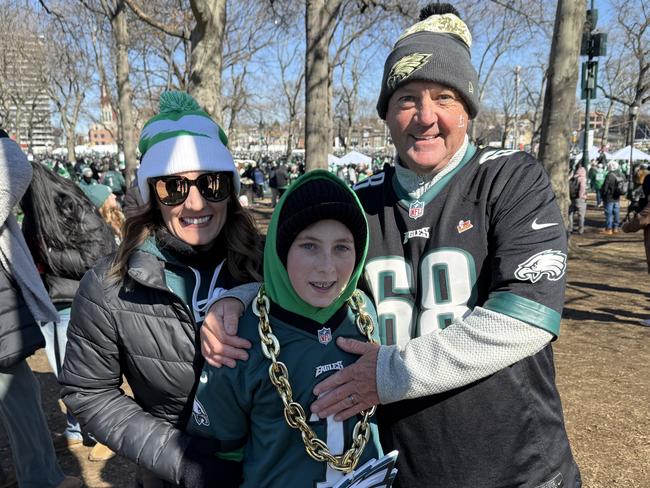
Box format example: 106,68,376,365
385,81,470,175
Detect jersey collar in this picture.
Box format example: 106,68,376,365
393,139,476,205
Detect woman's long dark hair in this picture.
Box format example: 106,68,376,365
21,162,117,277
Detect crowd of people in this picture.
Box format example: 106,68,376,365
3,2,650,488
568,157,649,236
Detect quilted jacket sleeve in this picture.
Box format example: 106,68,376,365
59,267,191,485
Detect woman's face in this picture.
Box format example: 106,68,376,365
157,171,229,246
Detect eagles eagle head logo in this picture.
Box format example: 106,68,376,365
514,250,567,283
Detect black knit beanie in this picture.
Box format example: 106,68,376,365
277,179,367,267
376,2,479,120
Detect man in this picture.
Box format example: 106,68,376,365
569,164,587,234
274,160,289,197
101,160,126,202
201,3,581,487
600,160,624,234
78,166,97,189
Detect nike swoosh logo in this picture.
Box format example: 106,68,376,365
531,219,559,230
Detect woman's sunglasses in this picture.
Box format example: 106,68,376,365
150,172,232,206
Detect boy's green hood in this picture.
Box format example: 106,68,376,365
263,170,368,324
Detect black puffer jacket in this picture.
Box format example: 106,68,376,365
59,249,228,484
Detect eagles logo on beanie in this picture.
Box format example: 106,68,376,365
136,91,240,204
376,2,479,120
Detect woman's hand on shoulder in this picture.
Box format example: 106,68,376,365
201,298,251,368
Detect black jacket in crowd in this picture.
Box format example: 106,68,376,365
600,170,623,203
22,206,116,309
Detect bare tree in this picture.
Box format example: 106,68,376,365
597,0,649,148
538,0,585,225
334,49,369,151
304,0,412,170
276,38,305,158
304,0,342,169
124,0,273,120
43,29,93,163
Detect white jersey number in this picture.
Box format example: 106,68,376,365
310,410,345,486
365,249,476,346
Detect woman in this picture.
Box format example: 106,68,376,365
21,161,117,449
58,92,262,488
82,182,125,241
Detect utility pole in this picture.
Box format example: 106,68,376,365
514,66,521,150
579,0,607,168
628,104,639,197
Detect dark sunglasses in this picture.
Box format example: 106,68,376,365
150,172,232,206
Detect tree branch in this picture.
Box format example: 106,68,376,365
123,0,188,39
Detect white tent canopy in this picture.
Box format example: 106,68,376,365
327,154,341,165
609,146,650,162
574,146,608,162
338,150,371,166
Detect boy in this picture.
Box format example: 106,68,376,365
188,170,386,487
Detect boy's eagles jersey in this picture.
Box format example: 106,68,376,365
354,147,580,487
188,295,382,488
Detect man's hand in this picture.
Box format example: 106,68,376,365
200,298,251,368
310,337,380,421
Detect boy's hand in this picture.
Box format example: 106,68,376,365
310,337,380,421
200,298,251,368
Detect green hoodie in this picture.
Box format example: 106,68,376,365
263,169,369,324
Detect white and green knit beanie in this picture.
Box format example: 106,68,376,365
137,91,240,204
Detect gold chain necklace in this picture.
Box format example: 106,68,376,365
253,286,378,473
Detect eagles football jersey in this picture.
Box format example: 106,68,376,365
188,296,382,488
354,146,581,487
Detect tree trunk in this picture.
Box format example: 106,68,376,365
66,126,76,163
304,0,341,171
112,2,138,186
538,0,584,227
188,0,226,120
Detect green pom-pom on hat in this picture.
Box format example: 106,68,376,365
159,91,202,113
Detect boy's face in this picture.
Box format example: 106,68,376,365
286,219,356,308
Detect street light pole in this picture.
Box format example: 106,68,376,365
514,66,520,150
628,104,639,197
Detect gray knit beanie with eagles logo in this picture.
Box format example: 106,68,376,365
376,3,480,120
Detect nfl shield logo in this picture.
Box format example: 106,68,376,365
318,327,332,345
409,200,424,220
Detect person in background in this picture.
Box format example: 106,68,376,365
102,161,127,204
59,92,261,488
0,132,82,488
84,183,125,242
600,160,624,235
568,164,587,235
78,166,97,189
622,174,650,274
252,165,265,201
21,162,118,462
592,162,606,207
275,160,289,198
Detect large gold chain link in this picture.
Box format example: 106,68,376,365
253,286,378,473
